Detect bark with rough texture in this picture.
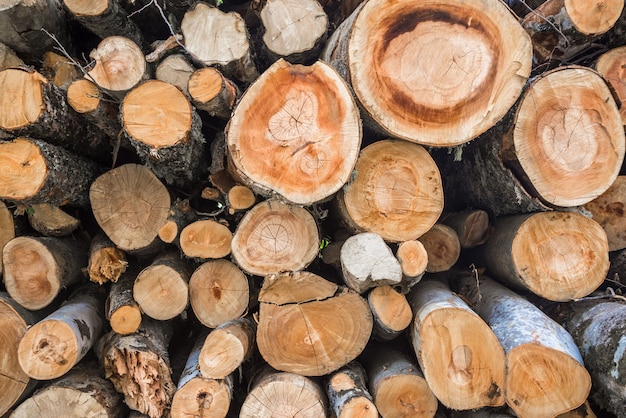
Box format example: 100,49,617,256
418,224,461,273
583,176,626,252
188,67,239,120
106,266,142,335
326,361,378,418
87,233,128,285
41,51,81,90
368,285,412,342
26,203,80,237
199,317,255,379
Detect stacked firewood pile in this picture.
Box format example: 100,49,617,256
1,0,626,417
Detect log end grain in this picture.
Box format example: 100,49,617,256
0,138,48,201
171,377,231,418
564,0,624,35
109,305,142,335
180,220,232,259
596,45,626,126
0,68,46,131
87,36,146,93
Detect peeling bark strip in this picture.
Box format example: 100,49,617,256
227,58,361,205
322,0,532,146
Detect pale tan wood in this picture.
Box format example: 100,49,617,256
396,240,428,289
180,219,232,259
504,66,624,207
87,233,128,285
583,176,626,251
189,259,249,328
440,209,492,249
157,199,197,245
199,317,255,379
418,224,461,273
368,285,412,341
480,211,609,301
187,66,239,120
227,185,256,214
257,271,372,376
41,51,81,90
322,0,532,147
231,199,319,276
0,42,22,71
90,164,171,255
326,361,378,418
409,279,506,410
0,201,14,277
596,46,626,125
26,203,80,237
66,78,123,140
18,289,104,380
227,58,361,205
3,236,86,310
106,269,142,335
338,139,443,242
155,54,194,95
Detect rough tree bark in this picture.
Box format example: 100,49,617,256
106,267,142,335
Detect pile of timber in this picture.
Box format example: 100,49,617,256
1,0,626,417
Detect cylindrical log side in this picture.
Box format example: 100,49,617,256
106,267,142,335
326,361,378,418
368,285,412,341
0,200,15,276
199,317,255,379
187,67,239,120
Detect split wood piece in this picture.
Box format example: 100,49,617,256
0,293,39,416
90,163,171,255
408,279,506,410
583,176,626,251
199,317,255,379
63,0,145,49
0,200,14,277
501,66,625,208
466,277,591,417
155,54,194,95
239,367,327,417
188,67,239,120
67,78,124,141
259,0,328,64
157,199,197,245
227,58,361,205
9,362,127,418
87,36,148,99
231,199,319,276
106,268,142,335
337,139,443,242
0,137,103,208
87,233,128,285
326,361,377,418
417,224,461,273
0,69,112,163
0,0,70,64
41,51,81,90
596,46,626,124
340,232,402,294
171,333,233,418
368,285,412,342
121,79,207,189
561,301,626,418
440,209,492,249
227,185,256,214
181,3,259,83
480,211,609,301
26,203,80,237
18,288,104,380
97,318,175,418
0,42,22,70
189,259,249,328
321,0,532,147
522,0,624,64
361,345,438,418
180,219,232,260
257,271,372,376
396,240,428,291
133,251,191,321
3,235,87,310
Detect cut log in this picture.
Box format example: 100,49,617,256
97,318,175,418
501,66,625,208
231,199,319,276
3,235,87,310
9,361,127,418
157,199,197,246
418,224,461,273
188,259,249,328
408,279,506,410
187,66,239,120
199,317,255,379
258,0,328,64
0,293,39,416
87,36,148,99
321,0,532,147
0,200,14,277
326,361,378,418
0,68,112,164
26,203,80,237
480,211,609,301
86,233,128,285
440,209,492,249
521,0,624,65
239,367,327,417
121,79,207,189
583,176,626,251
90,163,171,255
360,344,438,418
41,51,81,90
595,45,626,124
226,185,256,215
133,251,190,321
256,271,372,376
179,219,232,260
155,54,194,95
0,42,22,70
0,137,103,208
339,232,402,294
561,300,626,418
17,288,104,380
337,139,443,242
396,239,428,291
63,0,145,49
181,3,259,83
106,268,142,335
463,277,591,418
368,285,412,342
226,58,361,205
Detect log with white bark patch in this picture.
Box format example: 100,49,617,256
326,361,378,418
